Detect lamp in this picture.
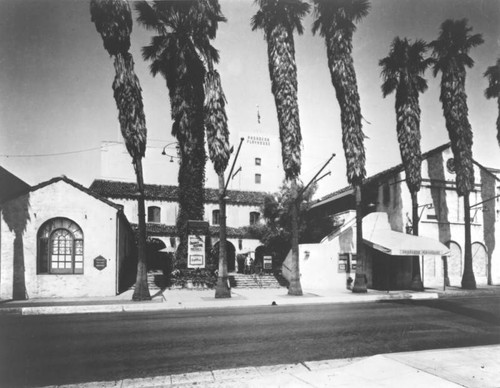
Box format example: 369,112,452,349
418,203,434,221
161,142,180,162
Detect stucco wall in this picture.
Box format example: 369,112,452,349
112,197,262,230
1,180,121,299
371,147,495,286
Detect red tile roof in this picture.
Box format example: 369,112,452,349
89,179,268,206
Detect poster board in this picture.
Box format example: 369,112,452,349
188,234,205,268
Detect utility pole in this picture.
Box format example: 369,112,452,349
215,137,244,298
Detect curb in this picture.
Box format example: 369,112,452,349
0,292,440,316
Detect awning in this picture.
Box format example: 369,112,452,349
363,212,450,256
364,230,450,256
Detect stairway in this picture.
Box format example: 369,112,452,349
147,270,168,291
229,273,285,289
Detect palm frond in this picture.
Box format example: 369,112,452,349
484,58,500,99
312,0,370,38
251,0,310,37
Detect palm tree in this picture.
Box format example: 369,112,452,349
430,19,483,289
196,0,233,298
252,0,310,296
484,58,500,147
90,0,150,300
312,0,370,293
136,1,212,269
379,37,431,291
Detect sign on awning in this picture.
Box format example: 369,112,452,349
363,212,450,256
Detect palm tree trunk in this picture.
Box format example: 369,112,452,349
410,190,424,290
288,179,303,296
132,158,151,301
215,173,230,298
497,98,500,147
352,184,367,293
461,193,476,289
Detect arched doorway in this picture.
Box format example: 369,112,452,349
213,241,236,272
146,237,167,271
472,242,488,284
447,241,462,286
255,245,266,267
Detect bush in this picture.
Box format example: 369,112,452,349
169,268,218,289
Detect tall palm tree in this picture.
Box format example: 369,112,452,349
430,19,483,290
196,0,233,298
312,0,370,293
379,37,431,291
90,0,150,300
136,1,212,268
252,0,310,296
484,58,500,147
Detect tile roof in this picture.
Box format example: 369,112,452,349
313,143,452,206
89,179,268,206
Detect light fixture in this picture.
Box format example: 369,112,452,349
161,142,180,162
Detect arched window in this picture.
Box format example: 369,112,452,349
37,218,83,274
472,242,488,278
446,241,462,278
148,206,161,223
250,211,260,225
212,209,220,225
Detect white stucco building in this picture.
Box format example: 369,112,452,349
0,176,135,299
297,143,500,290
100,131,284,194
89,179,268,272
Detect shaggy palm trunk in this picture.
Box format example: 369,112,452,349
461,193,476,289
175,130,206,269
352,184,367,292
133,158,151,300
288,179,303,295
441,68,476,290
263,21,303,295
410,191,424,290
324,31,367,293
215,174,230,298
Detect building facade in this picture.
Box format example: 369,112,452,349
0,176,136,299
89,179,268,272
304,144,500,289
100,131,284,194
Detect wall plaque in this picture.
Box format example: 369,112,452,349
94,255,107,271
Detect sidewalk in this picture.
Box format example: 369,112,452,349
39,344,500,387
1,284,499,316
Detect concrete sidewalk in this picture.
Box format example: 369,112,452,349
0,284,499,316
40,345,500,387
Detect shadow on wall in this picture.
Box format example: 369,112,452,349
2,194,31,300
378,173,404,232
480,168,496,285
427,152,451,283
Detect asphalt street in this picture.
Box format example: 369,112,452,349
1,296,499,387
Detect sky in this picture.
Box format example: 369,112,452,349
0,0,499,199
